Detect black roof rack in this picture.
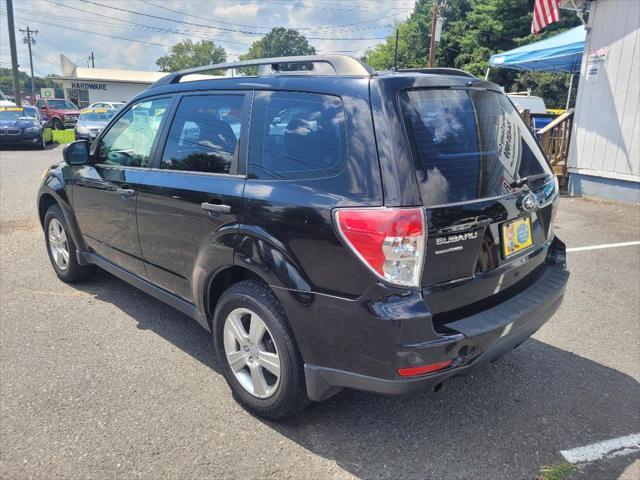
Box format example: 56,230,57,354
395,67,476,78
151,55,374,88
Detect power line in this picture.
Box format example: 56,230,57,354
40,1,252,46
0,13,173,48
76,0,390,40
138,0,411,32
15,9,249,46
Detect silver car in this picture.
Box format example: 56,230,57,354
74,108,117,143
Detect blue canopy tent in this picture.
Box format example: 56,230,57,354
489,26,586,73
487,26,586,109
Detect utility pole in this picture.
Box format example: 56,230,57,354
90,52,95,68
5,0,22,106
428,0,440,67
19,26,37,104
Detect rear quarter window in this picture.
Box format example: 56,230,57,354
247,91,347,181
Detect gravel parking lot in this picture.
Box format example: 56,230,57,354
1,146,639,480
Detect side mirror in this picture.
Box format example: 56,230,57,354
63,140,90,166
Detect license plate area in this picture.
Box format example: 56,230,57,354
501,216,533,258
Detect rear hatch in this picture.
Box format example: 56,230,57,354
398,87,559,321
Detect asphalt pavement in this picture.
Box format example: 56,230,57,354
1,146,638,480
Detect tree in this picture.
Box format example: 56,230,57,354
156,39,226,73
364,0,581,107
0,68,59,99
239,28,315,72
363,0,472,71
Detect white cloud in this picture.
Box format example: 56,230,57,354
1,0,415,75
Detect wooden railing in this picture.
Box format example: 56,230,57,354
538,109,575,189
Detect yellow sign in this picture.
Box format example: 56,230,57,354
0,107,24,112
502,217,533,257
83,108,108,114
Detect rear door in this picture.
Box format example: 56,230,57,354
136,91,249,302
398,88,558,314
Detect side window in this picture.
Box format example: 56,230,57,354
97,97,170,167
36,100,45,108
160,94,244,174
248,91,347,180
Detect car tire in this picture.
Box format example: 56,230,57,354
38,133,46,150
213,280,309,419
44,204,95,283
52,118,63,130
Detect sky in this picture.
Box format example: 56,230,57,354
0,0,416,76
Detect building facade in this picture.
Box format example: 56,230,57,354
53,55,167,108
566,0,640,203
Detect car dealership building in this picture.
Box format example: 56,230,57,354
53,55,167,108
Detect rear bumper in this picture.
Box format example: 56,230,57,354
304,238,569,401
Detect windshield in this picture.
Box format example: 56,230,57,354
47,99,78,110
0,107,38,121
80,109,116,121
399,88,551,205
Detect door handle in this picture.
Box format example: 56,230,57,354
116,188,136,198
201,202,231,214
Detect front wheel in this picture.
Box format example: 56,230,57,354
52,118,63,130
44,204,95,283
37,133,46,150
213,280,309,419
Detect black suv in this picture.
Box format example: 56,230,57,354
37,55,569,419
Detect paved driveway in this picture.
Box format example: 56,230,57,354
1,147,638,479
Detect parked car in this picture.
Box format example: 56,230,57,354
507,93,555,134
88,101,126,110
35,98,80,130
37,56,569,419
74,107,118,143
0,89,16,107
0,106,52,149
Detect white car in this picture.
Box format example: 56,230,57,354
88,101,125,110
0,89,16,107
506,93,547,114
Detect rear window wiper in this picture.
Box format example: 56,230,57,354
510,173,551,189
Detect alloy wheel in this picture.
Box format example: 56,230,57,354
223,308,281,399
48,218,70,270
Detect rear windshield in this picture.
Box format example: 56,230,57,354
399,89,551,205
79,109,116,121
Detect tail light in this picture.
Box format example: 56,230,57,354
334,207,426,287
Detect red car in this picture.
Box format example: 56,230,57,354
35,98,80,130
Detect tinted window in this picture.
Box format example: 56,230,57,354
80,109,117,121
399,89,550,205
160,95,243,174
97,97,170,167
47,99,77,109
248,91,347,180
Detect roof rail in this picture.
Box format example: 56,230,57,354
396,67,476,78
151,55,374,88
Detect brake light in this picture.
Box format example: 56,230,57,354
334,207,426,287
397,360,453,377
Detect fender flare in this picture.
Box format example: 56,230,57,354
38,175,87,253
233,224,312,292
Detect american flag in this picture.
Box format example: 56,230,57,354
531,0,562,34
